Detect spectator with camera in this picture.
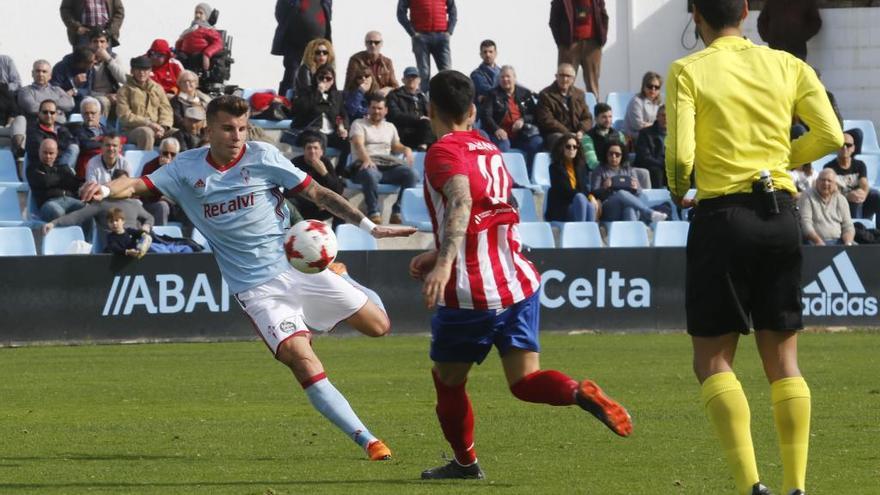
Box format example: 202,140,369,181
590,142,666,223
479,65,543,168
386,66,433,151
117,56,173,150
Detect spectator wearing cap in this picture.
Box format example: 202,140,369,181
25,99,79,170
117,56,173,150
397,0,456,93
147,39,183,95
176,3,223,73
387,66,433,151
88,28,126,117
344,31,399,96
272,0,333,97
171,106,207,151
470,39,500,104
60,0,125,48
84,132,131,184
170,70,211,129
17,60,75,123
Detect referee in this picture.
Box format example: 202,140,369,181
665,2,843,495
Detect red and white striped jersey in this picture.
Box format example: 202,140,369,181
424,130,541,310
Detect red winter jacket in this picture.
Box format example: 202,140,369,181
176,27,223,59
148,39,182,94
410,0,448,33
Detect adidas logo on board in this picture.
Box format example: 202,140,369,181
802,252,878,317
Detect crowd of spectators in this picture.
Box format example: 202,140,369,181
0,0,875,255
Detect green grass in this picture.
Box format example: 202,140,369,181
1,332,878,494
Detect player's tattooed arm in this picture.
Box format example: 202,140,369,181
436,174,472,267
422,174,471,308
298,181,366,225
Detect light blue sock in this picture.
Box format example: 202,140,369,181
304,377,377,448
340,273,386,314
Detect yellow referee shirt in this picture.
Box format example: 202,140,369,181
665,36,843,201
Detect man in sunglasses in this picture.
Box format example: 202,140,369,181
666,1,843,494
822,131,880,221
24,99,79,170
345,31,399,96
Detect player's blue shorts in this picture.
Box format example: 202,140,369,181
430,292,541,364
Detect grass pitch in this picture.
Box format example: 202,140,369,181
1,331,878,494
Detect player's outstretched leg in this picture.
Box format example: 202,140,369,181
503,350,633,437
329,262,387,314
422,366,485,480
278,335,391,461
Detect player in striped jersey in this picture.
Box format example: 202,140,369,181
410,71,633,480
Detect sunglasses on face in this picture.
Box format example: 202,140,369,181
161,151,178,158
357,74,372,80
40,110,55,115
843,143,855,148
319,76,334,82
557,73,574,79
646,84,661,90
565,144,579,150
608,151,622,157
314,50,329,56
367,40,382,45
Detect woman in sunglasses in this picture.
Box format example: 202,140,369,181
293,38,335,98
343,67,377,121
590,142,667,223
623,71,663,139
290,64,350,166
546,133,599,222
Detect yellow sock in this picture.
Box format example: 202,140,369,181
771,376,811,494
701,372,759,495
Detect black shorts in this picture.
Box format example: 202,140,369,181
686,192,803,336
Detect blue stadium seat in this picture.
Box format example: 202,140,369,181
511,188,540,222
412,151,426,180
0,150,25,190
640,188,679,220
250,119,293,130
852,218,875,230
517,222,555,249
531,152,551,190
653,221,690,247
861,154,879,187
613,119,626,132
0,185,26,227
191,228,211,252
844,119,880,155
124,150,159,177
585,92,598,112
68,113,83,123
342,154,406,194
0,226,37,256
151,225,183,238
43,225,86,255
560,221,603,248
335,224,378,250
502,152,540,191
607,221,649,247
400,188,432,231
605,91,636,119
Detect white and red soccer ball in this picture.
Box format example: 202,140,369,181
284,220,338,273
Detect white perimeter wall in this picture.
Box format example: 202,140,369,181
3,0,878,126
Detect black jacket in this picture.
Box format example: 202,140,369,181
25,121,76,164
387,86,429,129
546,159,591,221
289,155,345,222
634,120,665,171
291,88,347,131
478,85,538,135
271,0,333,55
26,161,84,207
0,83,20,123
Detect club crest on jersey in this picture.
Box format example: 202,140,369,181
194,178,206,188
240,167,250,184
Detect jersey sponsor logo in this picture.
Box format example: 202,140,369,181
203,192,255,218
194,178,205,188
539,269,651,309
466,140,499,152
102,273,230,316
802,252,878,317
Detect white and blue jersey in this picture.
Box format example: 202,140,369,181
144,141,312,294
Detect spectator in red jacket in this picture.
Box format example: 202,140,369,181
147,39,183,95
176,3,223,72
397,0,456,93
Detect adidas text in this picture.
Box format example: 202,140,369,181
802,252,878,317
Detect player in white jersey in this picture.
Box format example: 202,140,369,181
82,95,416,461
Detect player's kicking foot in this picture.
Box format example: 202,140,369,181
366,439,392,460
421,460,485,480
575,379,633,437
751,482,773,495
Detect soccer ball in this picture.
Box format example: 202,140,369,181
284,220,338,273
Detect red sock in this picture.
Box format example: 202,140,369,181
510,370,578,406
432,370,477,465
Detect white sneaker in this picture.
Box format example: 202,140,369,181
650,211,668,222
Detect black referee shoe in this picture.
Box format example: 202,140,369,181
420,460,485,480
751,482,774,495
788,490,805,495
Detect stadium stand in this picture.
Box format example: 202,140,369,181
0,186,26,227
399,188,432,232
844,119,879,155
42,226,86,255
530,152,552,191
511,188,540,223
0,226,37,256
607,221,650,247
516,221,555,249
560,221,603,248
652,221,690,247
